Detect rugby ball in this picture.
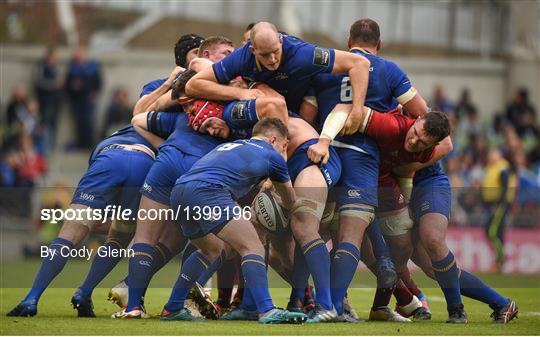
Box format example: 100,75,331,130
253,190,289,234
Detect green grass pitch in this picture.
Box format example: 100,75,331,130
1,259,539,335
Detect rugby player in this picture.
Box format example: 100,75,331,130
7,116,159,318
171,77,343,321
186,21,371,135
302,17,430,321
164,117,308,324
112,36,235,319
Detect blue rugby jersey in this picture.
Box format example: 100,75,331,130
213,35,335,112
178,138,290,199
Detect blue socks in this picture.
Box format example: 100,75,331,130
79,240,124,298
165,251,210,312
240,254,273,313
24,237,74,302
366,219,390,259
459,269,509,308
240,286,258,312
432,251,462,310
302,238,332,309
126,243,156,311
330,242,360,315
197,250,226,286
289,243,309,304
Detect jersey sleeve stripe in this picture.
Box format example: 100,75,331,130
397,87,417,105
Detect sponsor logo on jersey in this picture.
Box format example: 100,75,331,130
231,101,247,120
313,47,330,67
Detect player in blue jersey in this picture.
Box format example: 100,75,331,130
111,37,235,319
163,117,307,324
169,80,343,322
185,21,371,135
7,125,157,318
301,17,428,322
188,86,344,322
393,159,518,324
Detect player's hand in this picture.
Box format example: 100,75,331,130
165,66,184,87
308,138,331,165
238,88,265,100
341,105,363,135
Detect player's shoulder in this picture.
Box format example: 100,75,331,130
140,76,167,96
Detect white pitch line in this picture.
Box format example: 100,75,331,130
521,312,540,317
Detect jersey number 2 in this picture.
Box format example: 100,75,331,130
340,76,352,102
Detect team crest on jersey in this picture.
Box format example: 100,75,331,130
313,47,330,67
231,101,247,120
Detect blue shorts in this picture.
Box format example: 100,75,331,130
410,173,451,223
333,147,378,207
72,148,154,213
170,181,237,239
141,145,201,205
287,139,341,188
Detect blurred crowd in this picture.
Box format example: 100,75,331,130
433,86,540,228
0,46,132,217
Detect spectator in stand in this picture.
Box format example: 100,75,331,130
34,46,63,148
431,84,455,115
101,87,132,138
505,88,537,136
455,88,477,120
6,83,29,129
65,45,102,149
455,89,481,140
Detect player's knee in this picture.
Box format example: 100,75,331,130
339,203,375,226
419,225,448,259
379,208,413,237
236,240,265,257
290,198,325,240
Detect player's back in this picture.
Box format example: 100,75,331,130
90,125,155,163
178,138,287,199
312,48,407,118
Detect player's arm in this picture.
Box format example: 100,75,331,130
331,50,370,135
132,111,178,149
269,151,296,208
189,57,214,72
132,113,165,149
133,66,184,116
391,136,452,202
401,90,428,118
307,104,371,164
272,180,296,211
387,60,428,118
392,136,453,175
186,67,264,101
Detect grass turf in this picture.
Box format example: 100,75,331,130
1,259,539,335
